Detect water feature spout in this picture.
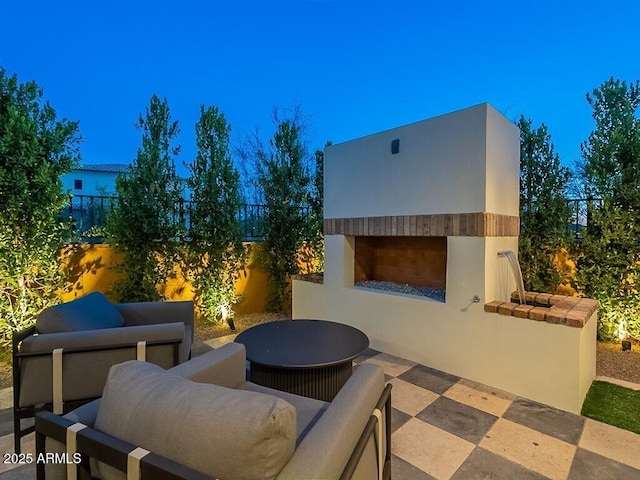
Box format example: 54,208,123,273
498,250,526,305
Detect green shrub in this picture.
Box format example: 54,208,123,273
0,68,80,345
517,116,572,293
184,105,246,324
577,78,640,340
578,202,640,340
254,117,312,312
106,95,183,302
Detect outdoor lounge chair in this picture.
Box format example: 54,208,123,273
35,342,391,480
12,291,194,454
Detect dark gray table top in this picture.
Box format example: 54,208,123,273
235,319,370,368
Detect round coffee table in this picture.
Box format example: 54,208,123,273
235,319,369,401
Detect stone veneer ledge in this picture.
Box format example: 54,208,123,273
484,293,598,328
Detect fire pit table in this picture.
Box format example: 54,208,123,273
235,319,369,401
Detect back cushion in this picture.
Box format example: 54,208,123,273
36,292,124,333
94,361,296,480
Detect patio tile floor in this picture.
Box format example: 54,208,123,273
356,350,640,480
1,347,640,479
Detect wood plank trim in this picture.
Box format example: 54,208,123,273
325,213,519,237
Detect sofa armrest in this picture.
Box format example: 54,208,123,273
63,398,101,427
277,363,386,480
44,399,103,480
36,411,211,480
169,342,247,389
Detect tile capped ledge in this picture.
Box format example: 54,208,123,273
291,273,324,284
484,292,599,328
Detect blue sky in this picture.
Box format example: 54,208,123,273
2,0,639,178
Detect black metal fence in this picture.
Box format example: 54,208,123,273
63,195,117,241
65,195,601,243
566,198,603,241
64,195,311,242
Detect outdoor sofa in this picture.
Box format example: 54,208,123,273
35,342,392,480
13,291,194,453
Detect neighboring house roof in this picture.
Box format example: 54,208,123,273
73,164,132,174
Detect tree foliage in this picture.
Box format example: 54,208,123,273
0,68,80,344
581,78,640,206
106,95,183,302
185,105,245,324
517,116,572,293
305,143,329,272
577,78,640,340
254,111,312,312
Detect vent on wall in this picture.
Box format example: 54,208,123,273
391,139,400,154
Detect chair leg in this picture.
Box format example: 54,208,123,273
13,411,21,454
36,429,45,480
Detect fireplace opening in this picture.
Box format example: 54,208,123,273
354,236,447,301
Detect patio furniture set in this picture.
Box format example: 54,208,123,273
12,292,391,480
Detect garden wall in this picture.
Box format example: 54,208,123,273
60,243,270,314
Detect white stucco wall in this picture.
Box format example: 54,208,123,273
324,103,519,219
293,235,596,413
485,106,521,217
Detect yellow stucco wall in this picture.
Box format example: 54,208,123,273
60,243,270,314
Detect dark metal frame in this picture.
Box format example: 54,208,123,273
34,384,392,480
12,326,182,454
341,383,393,480
35,412,210,480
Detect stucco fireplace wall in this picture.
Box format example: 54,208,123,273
293,104,596,414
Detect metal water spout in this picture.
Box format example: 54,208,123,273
498,250,526,305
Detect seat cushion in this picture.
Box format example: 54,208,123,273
36,292,124,333
93,361,296,480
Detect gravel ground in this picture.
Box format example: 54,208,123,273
596,340,640,384
191,312,290,354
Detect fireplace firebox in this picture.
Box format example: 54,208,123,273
354,236,446,294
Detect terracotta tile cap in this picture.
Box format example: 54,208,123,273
564,317,584,328
513,304,535,318
546,309,567,324
524,292,539,304
484,301,504,313
535,293,553,305
549,294,570,306
571,304,594,317
571,301,592,310
564,311,585,328
553,299,576,311
579,298,599,314
561,296,581,307
528,306,549,321
497,302,519,315
510,291,529,303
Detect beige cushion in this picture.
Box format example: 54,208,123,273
93,361,296,480
37,292,124,333
240,382,329,446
